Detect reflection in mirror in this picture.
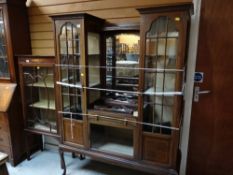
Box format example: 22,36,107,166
106,34,140,91
0,10,9,79
88,33,140,118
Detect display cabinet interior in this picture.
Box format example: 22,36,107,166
18,57,58,137
87,32,140,120
90,124,134,157
138,5,192,168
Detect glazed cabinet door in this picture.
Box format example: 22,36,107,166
19,58,58,136
52,14,105,148
54,19,85,146
138,8,191,168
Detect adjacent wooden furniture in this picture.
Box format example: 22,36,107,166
187,1,233,175
0,0,32,166
18,55,58,159
0,152,9,175
51,3,192,175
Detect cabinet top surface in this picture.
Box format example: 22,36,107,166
137,2,193,15
50,13,105,22
0,0,27,5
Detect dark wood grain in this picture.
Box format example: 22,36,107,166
53,4,192,174
18,56,58,160
0,0,32,166
187,0,233,175
138,4,192,169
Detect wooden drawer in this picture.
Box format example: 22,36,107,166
88,111,136,129
142,132,171,165
0,131,10,147
63,119,84,145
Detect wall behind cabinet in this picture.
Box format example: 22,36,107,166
28,0,192,55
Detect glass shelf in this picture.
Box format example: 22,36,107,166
29,100,56,110
20,61,58,136
33,123,57,133
144,87,183,96
27,81,54,88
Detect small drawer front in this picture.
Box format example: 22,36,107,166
63,119,84,145
88,115,136,129
0,131,10,147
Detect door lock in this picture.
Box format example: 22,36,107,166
194,86,211,102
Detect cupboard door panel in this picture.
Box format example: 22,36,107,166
63,119,84,145
143,133,171,164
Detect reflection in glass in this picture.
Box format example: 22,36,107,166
143,17,179,134
23,67,57,133
59,22,82,120
0,10,9,79
90,124,134,157
88,33,140,117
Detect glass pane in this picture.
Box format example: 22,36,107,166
146,16,167,38
88,32,100,86
0,10,9,79
143,17,179,135
106,37,113,88
115,34,140,92
59,22,82,119
23,66,57,133
87,32,101,107
90,124,134,157
88,33,140,118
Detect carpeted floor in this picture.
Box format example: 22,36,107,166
7,150,151,175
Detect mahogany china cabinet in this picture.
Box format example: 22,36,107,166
51,3,193,175
18,56,59,159
0,0,34,166
51,13,104,150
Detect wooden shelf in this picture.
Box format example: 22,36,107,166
27,81,54,88
144,87,183,96
57,81,99,88
29,100,56,110
33,123,57,133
